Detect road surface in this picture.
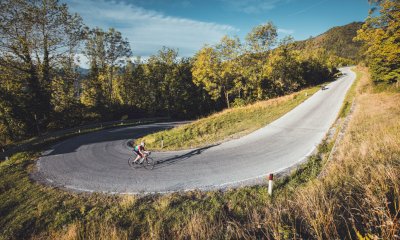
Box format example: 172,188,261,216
35,67,356,193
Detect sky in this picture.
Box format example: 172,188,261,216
65,0,371,61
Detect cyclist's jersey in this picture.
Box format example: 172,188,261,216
134,145,144,152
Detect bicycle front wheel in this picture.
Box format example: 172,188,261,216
128,156,140,169
144,157,155,170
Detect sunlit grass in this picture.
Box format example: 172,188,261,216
139,86,320,150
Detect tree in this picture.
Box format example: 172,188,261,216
156,47,179,116
192,46,222,103
0,0,85,136
104,28,132,101
246,21,278,54
82,28,107,108
83,28,132,106
264,36,303,95
244,22,278,99
354,0,400,83
0,63,27,144
215,36,242,108
126,57,147,110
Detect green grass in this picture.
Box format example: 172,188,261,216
139,86,320,150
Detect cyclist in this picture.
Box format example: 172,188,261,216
133,142,146,164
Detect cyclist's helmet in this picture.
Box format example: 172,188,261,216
140,142,145,147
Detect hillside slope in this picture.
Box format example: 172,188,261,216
294,22,363,61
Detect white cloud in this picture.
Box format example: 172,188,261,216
289,0,329,16
66,0,239,61
277,28,294,35
220,0,291,14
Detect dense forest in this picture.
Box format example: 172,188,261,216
0,0,378,148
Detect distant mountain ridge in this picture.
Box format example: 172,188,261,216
293,22,364,61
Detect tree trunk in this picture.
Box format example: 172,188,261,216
109,67,113,104
225,91,230,108
43,36,50,85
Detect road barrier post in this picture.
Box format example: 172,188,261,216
268,174,274,196
161,137,164,149
3,148,7,161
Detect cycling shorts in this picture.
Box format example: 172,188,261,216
134,149,143,157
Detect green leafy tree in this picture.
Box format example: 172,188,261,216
192,46,223,103
244,22,278,99
117,60,136,107
0,0,85,137
193,36,242,108
126,57,148,110
83,27,132,107
104,28,132,102
0,64,27,144
215,36,242,108
355,0,400,83
264,37,303,96
246,22,278,54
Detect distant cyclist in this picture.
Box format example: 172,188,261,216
133,142,146,164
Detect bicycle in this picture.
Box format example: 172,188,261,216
128,151,155,170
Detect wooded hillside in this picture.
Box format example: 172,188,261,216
293,22,363,62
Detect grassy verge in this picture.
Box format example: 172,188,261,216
0,67,399,239
139,86,320,150
338,67,361,118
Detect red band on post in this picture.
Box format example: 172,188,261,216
269,174,273,180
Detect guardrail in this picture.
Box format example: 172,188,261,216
0,117,170,161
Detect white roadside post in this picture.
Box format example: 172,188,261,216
268,174,274,196
161,137,164,149
3,148,8,161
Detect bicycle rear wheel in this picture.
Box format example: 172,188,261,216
144,157,155,170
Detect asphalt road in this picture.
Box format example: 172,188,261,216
36,67,356,194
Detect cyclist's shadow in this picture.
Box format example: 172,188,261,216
153,144,219,169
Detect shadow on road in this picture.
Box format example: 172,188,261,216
153,144,219,169
41,123,182,156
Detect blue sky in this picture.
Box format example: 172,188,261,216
65,0,371,59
